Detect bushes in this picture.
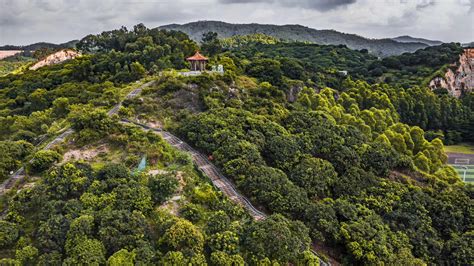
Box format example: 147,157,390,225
160,219,204,254
0,140,34,180
64,237,106,265
243,214,311,263
246,58,283,85
0,221,19,248
361,142,399,176
148,173,179,204
289,156,337,199
107,249,136,266
174,74,471,264
210,251,245,265
29,150,62,173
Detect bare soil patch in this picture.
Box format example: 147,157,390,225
63,144,109,162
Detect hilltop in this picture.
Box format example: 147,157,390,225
159,21,430,57
0,24,472,265
391,35,443,46
0,40,78,51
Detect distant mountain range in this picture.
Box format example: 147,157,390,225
159,21,439,57
462,42,474,48
391,35,443,46
0,40,78,51
2,21,469,57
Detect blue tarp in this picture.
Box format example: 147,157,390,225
135,155,147,173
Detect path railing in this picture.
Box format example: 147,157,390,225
124,121,330,265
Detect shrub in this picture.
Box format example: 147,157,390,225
29,150,62,173
148,173,179,204
0,221,19,248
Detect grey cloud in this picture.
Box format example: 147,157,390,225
303,0,357,11
219,0,357,11
415,0,436,10
219,0,271,2
387,10,417,27
0,0,472,45
34,0,62,12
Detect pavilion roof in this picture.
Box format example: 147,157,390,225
186,51,208,61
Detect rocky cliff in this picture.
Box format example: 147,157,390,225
429,48,473,98
29,49,80,70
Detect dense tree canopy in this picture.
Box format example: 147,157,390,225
0,25,472,265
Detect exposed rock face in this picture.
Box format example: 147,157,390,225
429,48,473,98
29,49,80,70
287,85,303,103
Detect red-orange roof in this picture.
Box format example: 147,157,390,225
186,51,208,61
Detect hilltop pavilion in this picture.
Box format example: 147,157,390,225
186,51,208,71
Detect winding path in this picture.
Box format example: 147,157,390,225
1,79,331,265
123,120,330,266
123,119,267,220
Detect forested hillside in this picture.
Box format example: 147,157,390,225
392,35,443,46
0,56,35,76
0,41,78,52
0,24,472,265
159,21,430,57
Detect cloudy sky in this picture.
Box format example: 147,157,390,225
0,0,473,45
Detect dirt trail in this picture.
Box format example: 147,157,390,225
63,144,109,162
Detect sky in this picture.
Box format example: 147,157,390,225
0,0,473,45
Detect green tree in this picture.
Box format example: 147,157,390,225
206,211,231,234
97,209,147,255
66,215,95,253
107,249,136,266
15,245,39,265
44,163,90,199
52,97,70,118
69,107,116,144
243,214,310,263
29,150,62,173
160,219,204,254
148,173,179,204
130,62,146,79
0,221,19,248
247,58,283,85
202,32,222,56
28,88,49,111
210,251,245,266
64,237,106,265
414,152,431,172
112,182,153,213
339,210,415,264
160,251,187,265
442,231,474,265
0,140,34,179
361,142,399,177
290,156,337,199
209,231,240,254
296,250,319,266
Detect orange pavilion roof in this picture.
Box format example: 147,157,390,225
186,51,208,61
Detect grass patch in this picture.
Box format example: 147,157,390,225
444,143,474,154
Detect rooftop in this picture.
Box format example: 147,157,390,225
186,51,208,61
